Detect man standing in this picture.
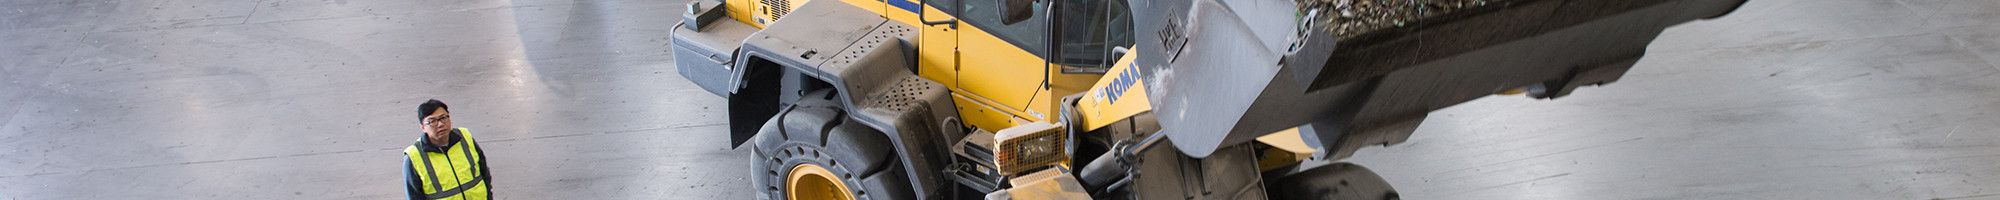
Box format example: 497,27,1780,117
404,99,492,200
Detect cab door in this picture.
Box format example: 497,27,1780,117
951,0,1056,130
914,0,959,89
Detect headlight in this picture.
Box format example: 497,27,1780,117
994,122,1067,176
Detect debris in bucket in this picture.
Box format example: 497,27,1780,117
1300,0,1501,39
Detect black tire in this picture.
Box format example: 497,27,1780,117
1268,163,1400,200
749,90,914,200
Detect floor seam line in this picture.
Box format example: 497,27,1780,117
1941,34,2000,73
243,0,269,25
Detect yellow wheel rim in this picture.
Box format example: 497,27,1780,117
787,164,855,200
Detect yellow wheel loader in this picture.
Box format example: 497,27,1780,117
669,0,1748,199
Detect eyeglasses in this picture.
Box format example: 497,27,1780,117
424,114,451,126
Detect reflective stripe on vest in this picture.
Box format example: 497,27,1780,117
405,128,489,200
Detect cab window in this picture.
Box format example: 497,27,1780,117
1052,0,1132,71
960,0,1049,56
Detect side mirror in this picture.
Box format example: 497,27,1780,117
999,0,1035,25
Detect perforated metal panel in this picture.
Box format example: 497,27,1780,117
866,77,933,112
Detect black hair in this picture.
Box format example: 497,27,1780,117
418,99,449,123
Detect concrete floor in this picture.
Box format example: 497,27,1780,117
0,0,1995,199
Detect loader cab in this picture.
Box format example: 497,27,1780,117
916,0,1135,132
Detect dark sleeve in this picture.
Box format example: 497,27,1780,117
476,142,493,197
405,159,424,200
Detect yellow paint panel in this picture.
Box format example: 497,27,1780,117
1024,88,1051,124
880,0,921,27
724,0,759,28
914,4,957,89
1044,64,1103,128
953,93,1024,133
1047,67,1102,102
950,24,1053,132
954,24,1046,113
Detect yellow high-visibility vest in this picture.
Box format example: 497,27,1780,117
404,128,489,200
